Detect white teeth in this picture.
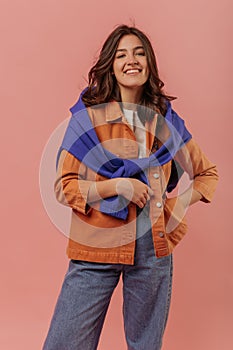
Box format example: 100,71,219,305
125,69,140,74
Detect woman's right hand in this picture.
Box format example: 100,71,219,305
116,178,154,208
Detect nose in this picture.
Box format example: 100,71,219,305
126,54,138,65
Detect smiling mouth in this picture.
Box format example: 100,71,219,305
124,69,142,74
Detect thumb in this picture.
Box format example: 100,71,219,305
147,187,154,196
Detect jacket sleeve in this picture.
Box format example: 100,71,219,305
54,149,93,215
174,138,219,202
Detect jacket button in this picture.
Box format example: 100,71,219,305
158,232,164,238
153,173,159,179
156,202,162,208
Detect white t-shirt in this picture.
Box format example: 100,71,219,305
123,108,146,158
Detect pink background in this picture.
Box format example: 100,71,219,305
1,0,232,349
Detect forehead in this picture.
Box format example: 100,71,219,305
116,34,143,50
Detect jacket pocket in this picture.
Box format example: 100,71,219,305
163,196,188,250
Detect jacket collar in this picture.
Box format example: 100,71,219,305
105,100,160,151
105,101,124,122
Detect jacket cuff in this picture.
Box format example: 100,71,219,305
74,181,93,215
193,180,214,203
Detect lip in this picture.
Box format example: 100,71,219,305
123,68,142,74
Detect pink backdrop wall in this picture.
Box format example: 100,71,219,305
1,0,232,349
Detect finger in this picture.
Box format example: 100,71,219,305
139,197,147,207
141,196,148,205
136,199,146,208
147,187,154,196
142,190,148,201
143,190,151,200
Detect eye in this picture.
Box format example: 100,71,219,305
136,51,145,56
116,54,126,59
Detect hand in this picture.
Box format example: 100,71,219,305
116,178,154,208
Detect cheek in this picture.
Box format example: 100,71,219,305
144,64,149,78
113,61,120,75
112,62,116,74
113,66,124,83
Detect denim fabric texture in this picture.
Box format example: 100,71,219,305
43,210,173,350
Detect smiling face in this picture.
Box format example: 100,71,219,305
112,34,149,101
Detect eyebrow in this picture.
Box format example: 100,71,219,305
116,45,144,52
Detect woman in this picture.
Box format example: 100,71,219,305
43,25,218,350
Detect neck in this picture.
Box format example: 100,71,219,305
120,86,143,109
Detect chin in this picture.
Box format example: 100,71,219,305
123,81,146,88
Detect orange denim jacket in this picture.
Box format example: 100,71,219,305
54,101,219,264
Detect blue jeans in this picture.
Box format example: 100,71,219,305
43,210,173,350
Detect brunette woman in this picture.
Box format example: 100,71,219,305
43,25,218,350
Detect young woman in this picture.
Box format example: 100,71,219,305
43,25,218,350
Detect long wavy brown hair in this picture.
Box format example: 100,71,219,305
82,25,176,117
